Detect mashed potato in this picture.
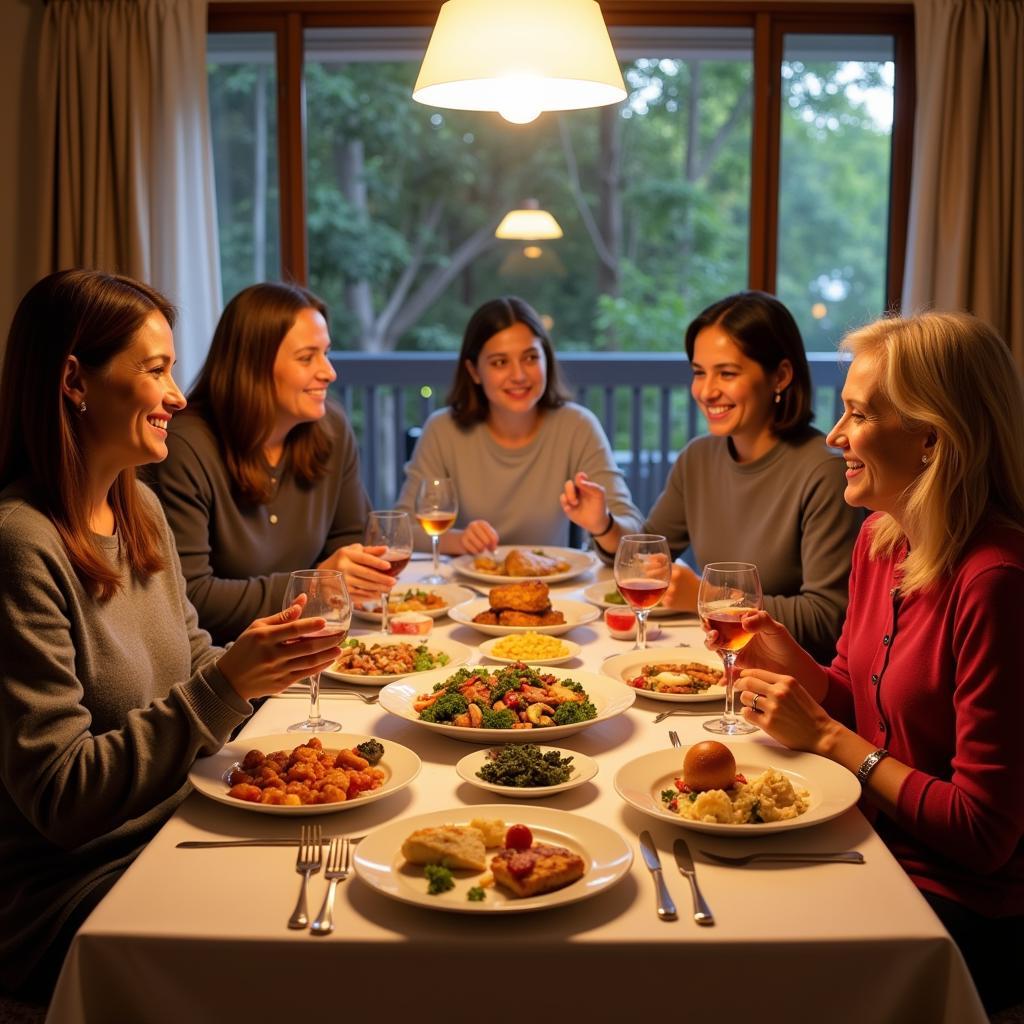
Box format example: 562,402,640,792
671,769,809,824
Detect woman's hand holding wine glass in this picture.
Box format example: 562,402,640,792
364,511,413,632
415,478,458,584
614,534,671,650
698,562,763,736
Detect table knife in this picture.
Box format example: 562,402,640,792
674,838,714,925
177,836,363,849
638,830,678,921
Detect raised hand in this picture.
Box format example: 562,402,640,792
559,471,609,535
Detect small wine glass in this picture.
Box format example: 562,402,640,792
364,510,413,633
614,534,671,650
698,561,763,736
415,478,458,585
283,569,351,733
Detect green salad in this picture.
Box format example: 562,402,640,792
476,743,576,787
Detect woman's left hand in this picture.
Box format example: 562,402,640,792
559,472,609,535
734,668,841,756
319,543,395,601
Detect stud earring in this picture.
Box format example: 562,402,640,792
79,401,87,414
774,390,782,405
921,454,930,465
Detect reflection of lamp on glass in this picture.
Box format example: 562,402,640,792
495,199,563,241
412,0,625,125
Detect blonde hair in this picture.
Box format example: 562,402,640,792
841,311,1024,594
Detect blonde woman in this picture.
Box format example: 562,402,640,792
732,312,1024,1013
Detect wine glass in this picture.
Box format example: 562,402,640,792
698,561,763,736
614,534,671,650
415,477,458,585
283,569,351,733
364,510,413,633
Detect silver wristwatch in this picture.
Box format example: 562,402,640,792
855,748,889,785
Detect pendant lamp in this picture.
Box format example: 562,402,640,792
495,199,563,240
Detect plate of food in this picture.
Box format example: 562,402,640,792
601,648,726,702
478,633,581,666
353,806,632,913
452,546,595,584
378,663,635,743
322,633,472,685
188,733,421,816
352,583,474,624
581,579,680,618
455,744,599,798
448,580,600,637
614,741,861,836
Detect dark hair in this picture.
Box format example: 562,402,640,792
447,296,572,428
684,290,813,438
0,269,174,599
187,282,334,504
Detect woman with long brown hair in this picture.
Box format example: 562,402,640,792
0,270,344,999
150,282,391,644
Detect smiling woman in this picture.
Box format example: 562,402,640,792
148,283,385,644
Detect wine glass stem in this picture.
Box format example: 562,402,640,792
636,608,649,650
380,594,389,633
722,651,738,723
308,672,323,727
431,535,441,576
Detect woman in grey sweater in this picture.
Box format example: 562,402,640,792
562,292,862,662
149,283,392,645
0,271,345,999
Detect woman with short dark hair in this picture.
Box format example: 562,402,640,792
396,295,643,552
563,290,861,661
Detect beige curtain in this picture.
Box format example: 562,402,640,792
902,0,1024,365
38,0,221,389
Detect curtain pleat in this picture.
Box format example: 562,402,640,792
902,0,1024,366
38,0,221,389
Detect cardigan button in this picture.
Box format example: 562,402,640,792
882,634,890,645
269,513,279,525
871,673,879,684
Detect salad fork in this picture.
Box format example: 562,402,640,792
699,850,865,866
653,708,720,724
310,837,352,935
287,824,323,929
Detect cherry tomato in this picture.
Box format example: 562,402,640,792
505,823,533,850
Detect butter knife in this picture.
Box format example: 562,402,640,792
638,830,678,921
674,838,714,926
177,836,363,849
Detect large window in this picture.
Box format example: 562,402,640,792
207,5,913,354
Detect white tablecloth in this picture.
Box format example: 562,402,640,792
47,565,986,1024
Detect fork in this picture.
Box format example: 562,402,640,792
310,836,352,935
282,685,379,702
668,730,682,748
287,824,323,929
654,708,720,723
699,849,865,866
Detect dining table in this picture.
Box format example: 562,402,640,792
45,558,986,1024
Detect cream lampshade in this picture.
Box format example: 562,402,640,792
413,0,626,124
495,200,564,240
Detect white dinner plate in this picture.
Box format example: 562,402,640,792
351,583,475,624
455,746,599,798
448,598,600,637
614,746,861,836
322,633,472,686
601,648,726,703
581,580,679,618
378,665,636,743
188,733,421,816
452,546,596,584
353,803,632,913
478,635,582,666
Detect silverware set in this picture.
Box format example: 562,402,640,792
284,826,353,934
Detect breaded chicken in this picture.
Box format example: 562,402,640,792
472,609,501,625
498,609,565,626
505,549,569,577
490,843,585,897
488,580,550,613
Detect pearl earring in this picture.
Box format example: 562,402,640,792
774,390,782,405
79,401,87,414
921,454,930,465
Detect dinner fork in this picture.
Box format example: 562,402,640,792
699,850,865,866
287,824,323,929
310,836,352,936
668,730,682,748
653,708,720,724
282,685,379,703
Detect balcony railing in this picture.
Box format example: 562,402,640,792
330,351,849,510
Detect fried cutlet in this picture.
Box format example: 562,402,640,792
490,843,586,897
504,549,569,577
497,609,565,626
488,580,550,613
472,609,501,625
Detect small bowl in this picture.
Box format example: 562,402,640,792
388,612,433,636
604,607,661,641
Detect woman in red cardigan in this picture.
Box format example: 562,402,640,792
732,311,1024,1013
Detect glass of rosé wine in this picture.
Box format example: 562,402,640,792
613,534,671,650
283,569,351,733
698,561,763,735
364,510,413,634
415,477,458,584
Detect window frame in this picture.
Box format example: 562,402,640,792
207,1,915,313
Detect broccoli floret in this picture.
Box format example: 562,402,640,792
551,700,597,726
418,692,468,723
557,678,586,694
424,864,454,895
480,706,517,729
412,646,450,672
489,663,540,703
354,739,384,765
466,886,486,902
660,789,677,804
433,666,484,694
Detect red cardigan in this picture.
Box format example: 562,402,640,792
824,514,1024,917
